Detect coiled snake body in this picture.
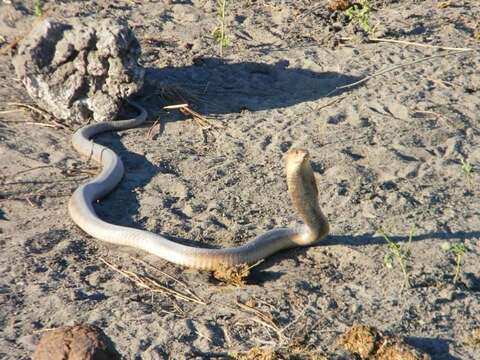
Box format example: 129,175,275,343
68,102,329,270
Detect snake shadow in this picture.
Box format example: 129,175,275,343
249,229,480,283
141,57,361,116
404,337,462,360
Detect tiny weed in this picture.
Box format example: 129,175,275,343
33,0,43,17
212,0,229,56
463,328,480,347
460,158,474,191
344,0,373,35
438,1,451,8
441,242,466,284
380,225,414,288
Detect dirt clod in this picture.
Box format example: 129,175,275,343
212,263,251,286
338,325,431,360
32,324,121,360
337,325,378,359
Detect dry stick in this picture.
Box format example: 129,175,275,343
236,301,285,342
327,49,475,97
132,257,205,304
9,165,57,178
25,122,59,128
367,37,476,52
6,102,51,120
0,109,25,115
5,102,70,130
146,119,161,139
99,257,207,305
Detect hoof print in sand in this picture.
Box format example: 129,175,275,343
32,324,121,360
12,17,144,124
338,324,431,360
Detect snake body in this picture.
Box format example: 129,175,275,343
68,102,329,270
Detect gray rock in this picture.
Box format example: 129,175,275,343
13,17,144,124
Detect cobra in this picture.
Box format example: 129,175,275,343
68,101,329,270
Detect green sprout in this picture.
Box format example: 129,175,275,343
33,0,43,17
381,225,415,288
345,0,373,34
212,0,229,56
460,158,474,191
441,242,466,284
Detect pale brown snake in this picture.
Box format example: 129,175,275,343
68,102,329,270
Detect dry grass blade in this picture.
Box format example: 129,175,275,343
163,103,224,131
157,83,204,106
146,119,161,139
0,109,25,114
367,37,476,51
131,257,205,304
5,102,70,130
7,102,52,121
236,300,285,342
99,257,207,305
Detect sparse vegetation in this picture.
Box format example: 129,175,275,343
441,242,466,284
460,158,474,191
344,0,373,34
380,226,414,288
212,0,229,56
33,0,43,17
464,328,480,347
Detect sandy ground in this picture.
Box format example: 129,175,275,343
1,0,479,359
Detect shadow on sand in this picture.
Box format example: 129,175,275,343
141,57,360,116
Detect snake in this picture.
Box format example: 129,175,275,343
68,101,330,270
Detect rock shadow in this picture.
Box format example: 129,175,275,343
142,57,361,116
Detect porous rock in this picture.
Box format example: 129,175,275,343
13,17,144,124
32,324,121,360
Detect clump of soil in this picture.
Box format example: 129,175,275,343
32,324,121,360
212,263,252,286
338,324,431,359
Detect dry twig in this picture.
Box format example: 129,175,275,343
163,103,224,131
99,257,206,305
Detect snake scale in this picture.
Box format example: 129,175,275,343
68,101,329,270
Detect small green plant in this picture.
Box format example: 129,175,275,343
33,0,43,17
212,0,229,56
381,225,415,288
344,0,372,34
460,158,474,190
441,242,466,284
